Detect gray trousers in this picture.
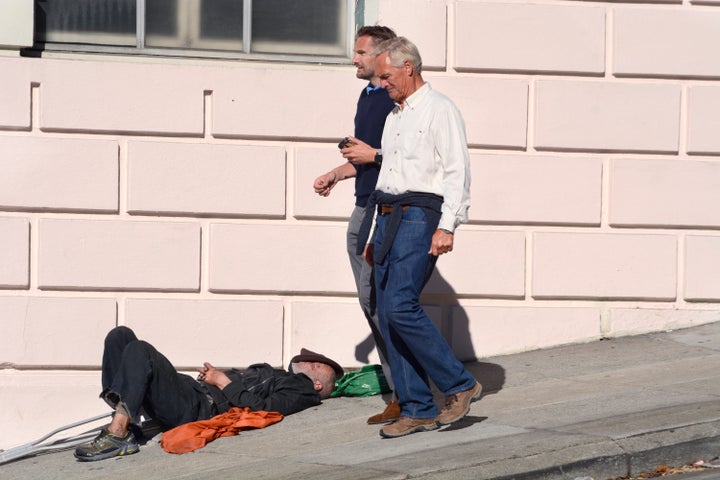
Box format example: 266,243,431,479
347,205,394,392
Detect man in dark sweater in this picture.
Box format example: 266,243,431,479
74,326,342,462
313,25,399,425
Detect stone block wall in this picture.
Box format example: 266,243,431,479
0,0,719,449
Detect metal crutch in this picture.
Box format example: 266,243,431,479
0,411,111,465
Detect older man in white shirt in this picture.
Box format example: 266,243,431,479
357,37,481,439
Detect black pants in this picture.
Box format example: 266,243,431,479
101,326,214,430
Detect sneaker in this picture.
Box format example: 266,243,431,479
74,428,139,462
379,416,438,438
436,381,482,425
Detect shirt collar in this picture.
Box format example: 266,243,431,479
398,82,431,110
366,83,383,95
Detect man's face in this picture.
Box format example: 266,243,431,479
375,52,411,103
292,361,333,378
352,35,377,81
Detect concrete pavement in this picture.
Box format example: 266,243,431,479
2,321,720,480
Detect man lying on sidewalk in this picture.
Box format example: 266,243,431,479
74,326,343,462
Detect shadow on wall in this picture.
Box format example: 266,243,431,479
354,268,506,397
427,269,506,396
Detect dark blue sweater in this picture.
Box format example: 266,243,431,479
353,84,396,207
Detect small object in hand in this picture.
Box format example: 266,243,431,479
338,137,353,149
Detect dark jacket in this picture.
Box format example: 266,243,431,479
353,84,395,207
204,363,321,416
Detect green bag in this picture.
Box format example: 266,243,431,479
330,364,391,397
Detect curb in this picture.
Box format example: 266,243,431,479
487,433,720,480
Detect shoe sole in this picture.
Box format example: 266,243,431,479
436,382,483,426
74,444,139,462
368,419,398,425
367,416,401,425
379,422,439,439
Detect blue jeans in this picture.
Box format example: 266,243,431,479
374,207,476,419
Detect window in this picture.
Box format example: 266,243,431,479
32,0,354,62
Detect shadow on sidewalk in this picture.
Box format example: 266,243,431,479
465,362,506,398
438,415,489,432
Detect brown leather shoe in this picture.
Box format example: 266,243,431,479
367,399,401,425
436,381,482,425
379,416,438,438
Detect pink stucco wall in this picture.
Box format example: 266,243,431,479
1,0,719,449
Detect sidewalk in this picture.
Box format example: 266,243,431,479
2,321,720,480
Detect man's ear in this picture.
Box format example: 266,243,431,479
404,60,414,76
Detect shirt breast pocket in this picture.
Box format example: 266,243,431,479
403,126,433,162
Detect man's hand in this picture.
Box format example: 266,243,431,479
363,242,375,266
341,136,378,165
197,362,231,390
313,171,338,197
429,229,454,256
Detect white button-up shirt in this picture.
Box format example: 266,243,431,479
375,82,471,232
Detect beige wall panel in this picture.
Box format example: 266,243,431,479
127,141,285,217
608,308,720,338
0,0,33,48
610,158,720,228
687,86,720,155
426,230,526,298
470,154,602,225
0,217,29,288
0,371,108,451
455,2,605,75
534,81,680,153
0,136,118,212
212,69,356,139
125,298,284,367
38,219,200,291
429,76,528,149
294,146,355,220
450,306,600,361
685,235,720,301
40,59,205,135
0,296,116,365
377,0,447,68
291,301,383,369
291,301,442,369
0,58,31,129
614,8,720,78
532,232,677,300
209,223,354,293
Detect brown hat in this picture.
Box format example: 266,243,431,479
290,348,344,378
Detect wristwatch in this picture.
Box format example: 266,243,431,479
440,228,454,235
374,150,383,165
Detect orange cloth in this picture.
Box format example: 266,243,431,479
160,407,283,454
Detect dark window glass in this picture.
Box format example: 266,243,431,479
200,0,243,41
146,0,178,37
252,0,345,55
35,0,136,46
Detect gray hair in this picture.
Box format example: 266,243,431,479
372,36,423,75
